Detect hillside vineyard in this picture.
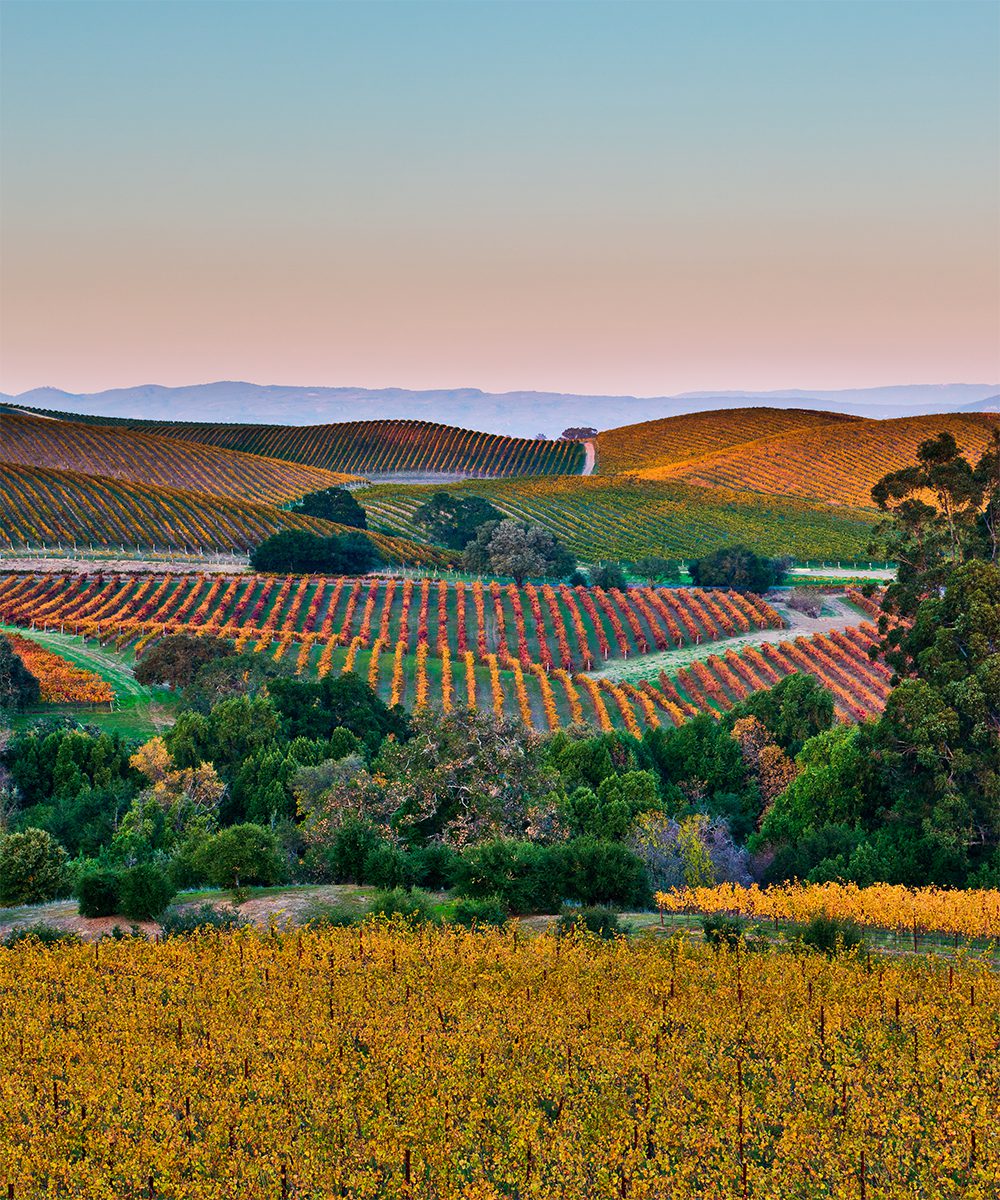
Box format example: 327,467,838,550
0,572,890,729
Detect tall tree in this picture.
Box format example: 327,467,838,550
463,519,575,585
412,493,503,550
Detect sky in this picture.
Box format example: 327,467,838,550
1,0,998,397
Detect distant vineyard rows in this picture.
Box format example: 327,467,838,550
5,631,113,705
0,412,353,504
0,463,449,564
105,418,586,478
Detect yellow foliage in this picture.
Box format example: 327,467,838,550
0,925,995,1197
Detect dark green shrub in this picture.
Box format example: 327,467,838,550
2,922,79,948
362,843,415,890
0,827,68,905
793,913,867,957
118,864,176,921
455,840,561,914
553,838,650,908
556,905,623,940
159,903,250,936
75,869,122,918
702,913,746,950
324,817,384,884
192,823,284,890
449,895,509,930
410,842,460,890
366,887,438,923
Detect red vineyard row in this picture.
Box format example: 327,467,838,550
0,574,782,673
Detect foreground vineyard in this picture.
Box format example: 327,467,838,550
0,412,355,504
2,926,996,1199
362,475,879,561
0,464,449,563
90,416,587,478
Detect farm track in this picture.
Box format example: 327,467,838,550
589,596,868,683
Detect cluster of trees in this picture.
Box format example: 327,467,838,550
250,529,378,575
289,487,368,529
688,545,788,592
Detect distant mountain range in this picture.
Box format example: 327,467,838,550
2,382,997,438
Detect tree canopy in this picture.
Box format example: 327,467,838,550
290,487,367,529
688,545,786,592
412,493,503,551
250,530,378,575
463,519,576,585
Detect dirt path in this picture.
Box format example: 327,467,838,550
582,440,596,475
0,556,249,574
590,595,868,684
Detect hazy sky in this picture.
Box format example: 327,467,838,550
1,0,997,396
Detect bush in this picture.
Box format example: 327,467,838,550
793,913,867,957
159,903,250,937
409,842,461,890
702,913,746,950
118,864,176,921
297,899,365,928
0,635,41,710
688,545,786,593
590,562,628,591
323,817,385,884
449,895,509,930
250,530,378,575
362,843,415,890
2,922,79,948
366,887,438,924
455,840,561,915
134,633,232,689
556,904,623,940
192,824,284,890
553,838,650,908
75,869,122,918
0,827,68,906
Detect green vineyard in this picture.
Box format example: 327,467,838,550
360,475,880,561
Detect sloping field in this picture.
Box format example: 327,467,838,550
0,462,449,563
640,413,999,508
596,406,860,474
0,412,354,503
362,475,879,561
86,417,586,478
0,573,781,672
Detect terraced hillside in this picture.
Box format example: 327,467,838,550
362,475,879,561
0,411,354,503
596,407,860,474
638,412,999,508
78,417,586,478
0,462,449,564
0,569,892,734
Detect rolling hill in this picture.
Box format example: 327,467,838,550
361,475,879,562
637,412,999,508
0,411,354,504
21,415,587,479
596,407,860,474
0,461,449,564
